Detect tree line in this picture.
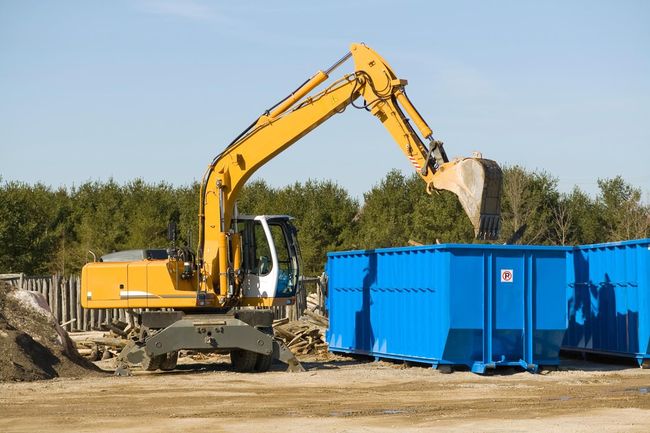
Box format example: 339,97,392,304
1,167,648,276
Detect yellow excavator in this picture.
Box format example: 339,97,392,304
81,43,502,373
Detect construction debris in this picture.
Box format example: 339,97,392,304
69,331,127,361
273,310,329,355
0,281,98,382
306,292,325,315
69,318,135,361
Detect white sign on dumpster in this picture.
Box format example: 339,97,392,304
500,269,514,283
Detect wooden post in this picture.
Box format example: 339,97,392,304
51,277,55,312
57,275,63,324
48,278,54,311
43,279,49,308
52,274,61,324
67,278,74,331
61,276,68,329
126,310,136,330
83,305,89,331
75,276,82,332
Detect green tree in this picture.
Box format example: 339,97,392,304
500,166,559,244
0,180,63,274
410,178,475,244
175,182,201,249
560,187,601,245
353,170,416,249
122,179,178,249
237,180,278,216
66,180,130,270
597,176,649,241
2,168,648,277
352,170,476,249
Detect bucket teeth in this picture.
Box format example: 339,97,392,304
478,214,501,240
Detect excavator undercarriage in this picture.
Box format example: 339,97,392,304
115,309,304,375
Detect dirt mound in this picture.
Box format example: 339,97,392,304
0,281,99,382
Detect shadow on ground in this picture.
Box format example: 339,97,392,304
95,351,643,377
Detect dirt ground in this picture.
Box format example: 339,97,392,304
1,353,650,433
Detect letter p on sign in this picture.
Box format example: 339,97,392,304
501,269,513,283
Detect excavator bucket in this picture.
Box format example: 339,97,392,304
430,158,503,240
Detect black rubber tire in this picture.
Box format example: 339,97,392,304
141,353,163,371
230,350,258,373
254,353,273,372
159,351,179,371
254,327,274,372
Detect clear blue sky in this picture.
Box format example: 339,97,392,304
1,0,649,200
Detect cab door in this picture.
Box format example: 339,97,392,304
239,217,300,300
240,218,277,298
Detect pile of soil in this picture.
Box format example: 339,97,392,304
0,281,99,382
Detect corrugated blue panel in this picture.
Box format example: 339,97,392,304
563,239,650,365
326,244,569,373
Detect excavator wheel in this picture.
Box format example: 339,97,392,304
159,351,179,371
254,327,274,372
230,349,258,373
141,353,164,371
254,353,273,372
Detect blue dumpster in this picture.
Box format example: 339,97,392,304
563,239,650,366
326,244,569,373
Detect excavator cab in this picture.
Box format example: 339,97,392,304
237,215,301,302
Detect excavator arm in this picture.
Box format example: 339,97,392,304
199,43,503,301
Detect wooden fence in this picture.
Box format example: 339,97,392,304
1,273,324,332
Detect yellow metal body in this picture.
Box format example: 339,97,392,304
81,259,198,309
81,43,502,310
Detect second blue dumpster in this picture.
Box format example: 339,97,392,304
563,238,650,366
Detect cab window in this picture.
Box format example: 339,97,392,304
253,223,273,275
